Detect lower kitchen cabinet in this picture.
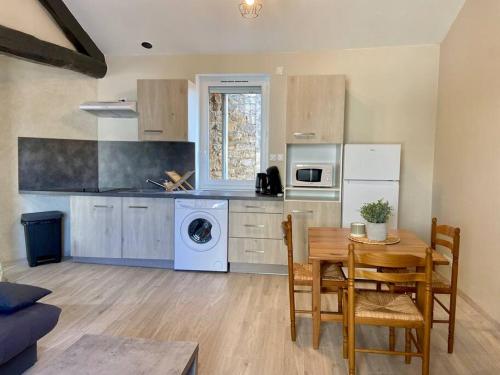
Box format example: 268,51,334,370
284,201,341,262
228,238,286,265
71,196,174,261
71,196,122,258
228,199,286,266
228,212,283,240
122,198,174,260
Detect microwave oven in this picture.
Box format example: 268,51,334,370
292,163,334,187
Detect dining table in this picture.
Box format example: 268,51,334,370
308,227,449,349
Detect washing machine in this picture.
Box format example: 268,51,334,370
174,199,228,272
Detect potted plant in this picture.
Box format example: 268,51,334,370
359,199,393,241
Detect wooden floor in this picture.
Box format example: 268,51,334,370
6,261,500,374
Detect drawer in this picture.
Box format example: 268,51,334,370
229,212,282,239
229,200,283,214
228,238,286,265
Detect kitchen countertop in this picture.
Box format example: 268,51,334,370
19,188,284,201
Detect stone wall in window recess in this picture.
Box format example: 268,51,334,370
209,93,223,180
227,94,261,181
208,93,261,181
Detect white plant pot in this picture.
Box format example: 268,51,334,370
366,222,387,241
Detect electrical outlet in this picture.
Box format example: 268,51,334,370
275,66,284,75
277,154,284,161
269,154,277,161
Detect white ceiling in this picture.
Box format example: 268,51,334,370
64,0,465,56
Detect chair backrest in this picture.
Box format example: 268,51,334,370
347,244,433,286
431,217,460,256
431,217,460,286
347,244,434,322
282,214,295,280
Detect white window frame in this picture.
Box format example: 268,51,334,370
197,74,270,190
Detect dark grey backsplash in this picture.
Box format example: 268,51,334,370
18,138,195,191
98,141,195,189
18,137,98,191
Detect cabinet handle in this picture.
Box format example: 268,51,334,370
245,205,263,209
291,209,314,214
245,249,265,254
144,130,164,133
129,206,148,209
293,132,316,138
244,224,265,228
94,205,113,209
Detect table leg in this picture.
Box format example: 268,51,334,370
312,259,321,349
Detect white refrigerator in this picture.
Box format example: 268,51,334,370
342,144,401,229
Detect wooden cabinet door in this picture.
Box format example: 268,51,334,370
229,200,284,214
286,75,345,144
138,79,188,141
71,196,122,258
228,238,286,265
228,212,283,240
122,198,174,260
284,201,341,262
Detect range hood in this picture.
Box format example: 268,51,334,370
79,100,137,118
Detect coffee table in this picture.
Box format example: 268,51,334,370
29,334,198,375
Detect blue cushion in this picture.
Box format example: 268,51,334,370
0,303,61,364
0,282,51,313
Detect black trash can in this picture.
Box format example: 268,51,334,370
21,211,63,267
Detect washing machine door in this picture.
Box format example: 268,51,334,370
180,211,221,252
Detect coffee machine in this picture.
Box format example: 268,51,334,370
255,166,283,196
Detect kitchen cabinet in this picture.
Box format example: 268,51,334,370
137,79,195,142
122,198,174,260
229,212,282,239
229,200,283,214
228,200,286,266
286,75,345,144
228,238,287,265
284,201,341,262
71,196,122,258
71,196,174,261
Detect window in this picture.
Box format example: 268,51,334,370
198,75,269,189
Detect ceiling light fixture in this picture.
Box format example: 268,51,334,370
239,0,262,19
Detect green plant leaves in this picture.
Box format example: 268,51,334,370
359,199,393,223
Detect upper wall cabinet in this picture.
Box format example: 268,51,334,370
286,75,345,144
137,79,196,142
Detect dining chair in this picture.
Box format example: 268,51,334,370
389,218,461,353
281,214,346,341
344,244,433,375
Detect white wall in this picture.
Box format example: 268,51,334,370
98,45,440,240
0,56,97,262
434,0,500,322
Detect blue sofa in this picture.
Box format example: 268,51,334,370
0,302,61,374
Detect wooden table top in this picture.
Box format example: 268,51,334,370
308,227,449,265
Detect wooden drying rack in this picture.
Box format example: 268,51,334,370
162,170,195,192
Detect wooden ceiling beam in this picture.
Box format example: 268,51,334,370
0,0,106,78
0,25,107,78
38,0,105,62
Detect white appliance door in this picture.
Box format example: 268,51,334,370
342,180,399,229
344,144,401,181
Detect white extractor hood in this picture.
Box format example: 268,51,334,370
79,100,137,118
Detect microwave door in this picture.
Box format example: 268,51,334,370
297,168,322,183
297,169,318,183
